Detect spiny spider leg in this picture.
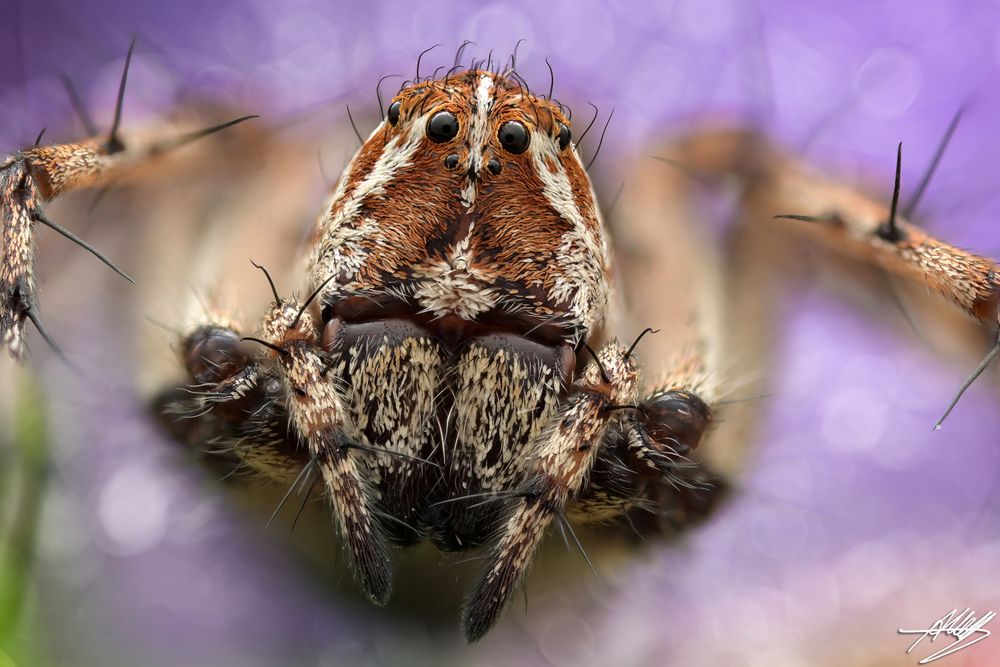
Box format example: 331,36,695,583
658,128,1000,426
244,272,394,605
462,339,640,642
0,38,257,360
170,298,395,604
460,327,728,641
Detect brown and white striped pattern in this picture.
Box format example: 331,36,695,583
309,69,611,345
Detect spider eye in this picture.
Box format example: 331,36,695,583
557,122,571,150
498,120,530,154
427,111,459,142
387,101,401,126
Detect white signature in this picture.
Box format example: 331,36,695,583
898,608,996,664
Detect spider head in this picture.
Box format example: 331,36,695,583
311,67,609,350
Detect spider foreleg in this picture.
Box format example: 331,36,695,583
0,44,256,361
255,299,393,606
462,339,640,642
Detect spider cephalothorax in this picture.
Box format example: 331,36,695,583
310,68,610,345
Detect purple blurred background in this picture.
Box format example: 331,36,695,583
3,0,1000,665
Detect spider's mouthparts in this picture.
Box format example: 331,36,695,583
323,294,579,349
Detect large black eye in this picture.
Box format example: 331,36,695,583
427,111,459,142
557,122,571,150
498,120,530,154
387,101,401,126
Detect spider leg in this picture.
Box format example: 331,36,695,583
659,127,1000,424
462,340,640,642
652,128,1000,327
165,300,396,604
566,346,728,536
0,48,256,361
255,300,394,606
603,150,761,532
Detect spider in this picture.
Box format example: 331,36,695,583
2,41,997,643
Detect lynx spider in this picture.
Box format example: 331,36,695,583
2,42,998,642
